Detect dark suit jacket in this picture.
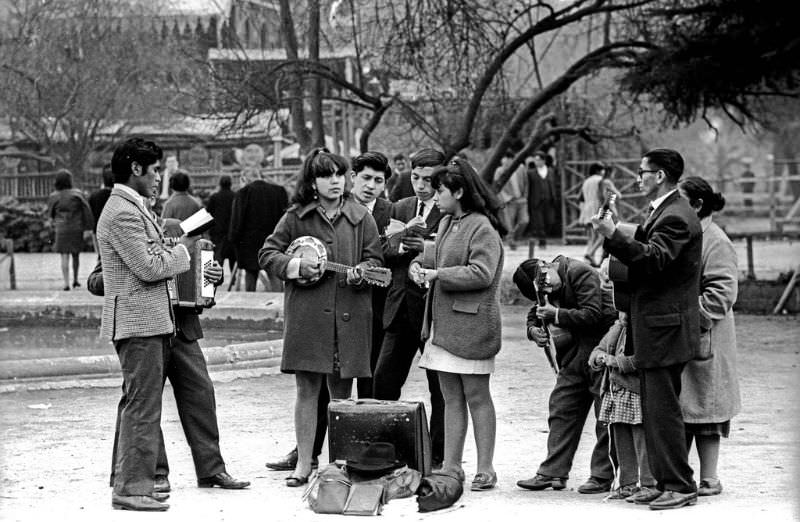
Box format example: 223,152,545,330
604,190,702,369
206,188,235,246
88,187,111,232
382,196,441,329
388,172,415,202
229,179,289,271
525,255,617,364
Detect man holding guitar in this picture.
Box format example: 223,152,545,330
514,256,617,494
592,148,702,510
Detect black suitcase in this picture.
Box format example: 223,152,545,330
328,399,432,476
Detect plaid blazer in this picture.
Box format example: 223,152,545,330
96,187,190,341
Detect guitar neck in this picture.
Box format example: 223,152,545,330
325,261,355,274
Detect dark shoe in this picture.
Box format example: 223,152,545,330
577,476,613,494
517,474,566,491
648,490,698,510
629,485,662,504
152,491,170,502
72,281,80,288
63,286,70,291
197,472,250,489
111,493,169,512
265,448,319,471
154,475,171,493
470,471,497,491
698,478,722,496
285,473,310,488
606,484,639,500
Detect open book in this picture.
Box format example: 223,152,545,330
179,208,214,236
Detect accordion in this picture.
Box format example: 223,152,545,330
165,237,216,309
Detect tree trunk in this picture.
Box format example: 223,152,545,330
308,0,324,148
278,0,311,153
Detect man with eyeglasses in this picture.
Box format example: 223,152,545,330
591,148,702,510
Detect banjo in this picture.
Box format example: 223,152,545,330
286,236,391,287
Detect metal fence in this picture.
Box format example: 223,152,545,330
0,166,299,202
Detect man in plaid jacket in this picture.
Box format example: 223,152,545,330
97,138,194,512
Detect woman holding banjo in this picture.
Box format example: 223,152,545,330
258,148,385,487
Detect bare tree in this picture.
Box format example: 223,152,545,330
0,0,198,180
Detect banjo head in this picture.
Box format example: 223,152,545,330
286,236,328,285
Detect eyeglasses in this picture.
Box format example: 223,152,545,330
636,168,660,177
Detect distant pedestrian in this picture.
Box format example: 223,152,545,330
527,151,558,247
47,169,94,291
229,171,289,291
739,159,756,213
206,175,237,273
88,164,114,233
678,176,741,497
494,151,529,249
387,153,414,202
161,171,202,221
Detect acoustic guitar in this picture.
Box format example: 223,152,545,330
532,261,575,374
602,194,636,313
286,236,391,287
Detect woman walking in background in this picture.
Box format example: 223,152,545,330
47,169,94,290
678,176,741,496
259,148,383,488
410,157,506,491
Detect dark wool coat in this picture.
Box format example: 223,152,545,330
419,212,504,360
604,190,702,369
230,179,289,272
258,198,383,378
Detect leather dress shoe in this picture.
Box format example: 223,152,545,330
629,486,662,504
111,493,169,511
154,475,171,493
698,478,722,496
265,448,319,471
648,490,698,510
577,476,613,494
198,471,250,489
516,474,566,491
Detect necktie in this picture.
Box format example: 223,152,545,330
647,203,655,216
418,201,425,217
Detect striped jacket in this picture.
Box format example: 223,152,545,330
96,187,190,341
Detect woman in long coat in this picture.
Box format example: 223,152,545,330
259,148,382,487
678,176,741,497
47,170,94,290
411,157,506,491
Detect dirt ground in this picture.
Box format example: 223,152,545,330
0,308,798,521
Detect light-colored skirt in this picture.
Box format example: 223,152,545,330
598,381,642,425
419,327,495,375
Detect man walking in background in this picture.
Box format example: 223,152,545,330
207,175,237,274
229,171,289,291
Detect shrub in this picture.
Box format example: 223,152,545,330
0,197,53,252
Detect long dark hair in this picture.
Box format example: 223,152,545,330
292,147,349,205
679,176,725,218
431,157,507,236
